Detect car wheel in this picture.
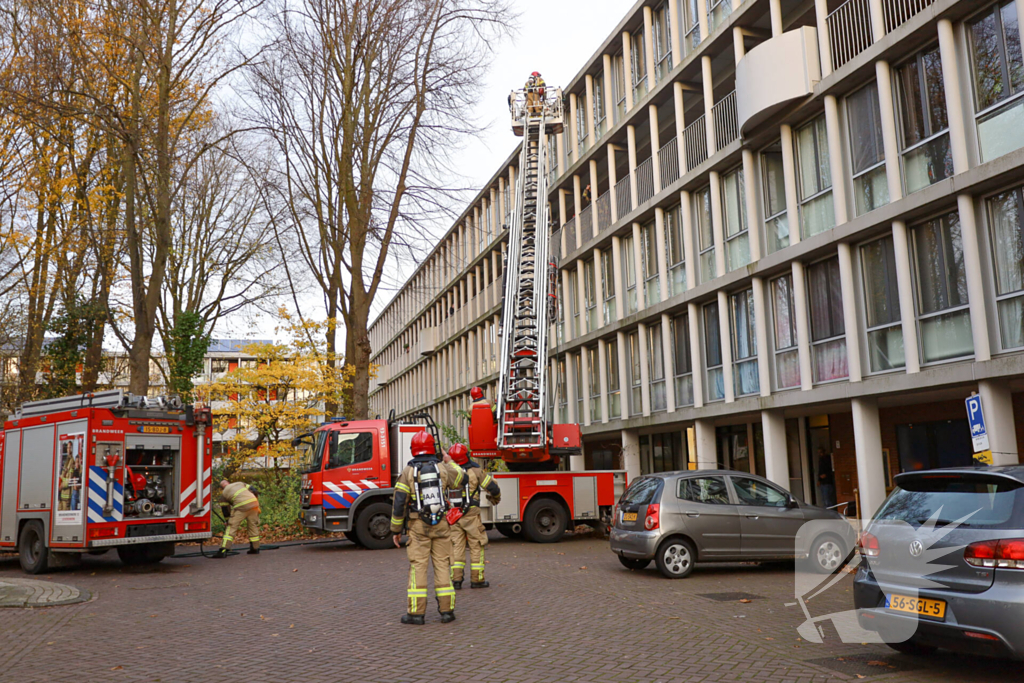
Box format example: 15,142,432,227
655,538,695,579
886,640,938,657
18,521,49,575
617,555,651,571
522,498,567,543
354,502,395,550
810,534,846,574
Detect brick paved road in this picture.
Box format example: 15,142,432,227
0,532,1020,683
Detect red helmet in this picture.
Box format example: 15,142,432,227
448,443,469,465
410,430,436,457
470,386,484,401
531,71,541,77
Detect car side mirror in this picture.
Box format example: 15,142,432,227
786,496,799,509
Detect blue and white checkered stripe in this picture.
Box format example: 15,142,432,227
87,466,124,523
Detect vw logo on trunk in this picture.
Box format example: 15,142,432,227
908,539,924,557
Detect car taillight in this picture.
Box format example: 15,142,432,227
858,532,880,558
645,504,660,531
965,539,1024,569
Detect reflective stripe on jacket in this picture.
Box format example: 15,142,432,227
220,482,258,511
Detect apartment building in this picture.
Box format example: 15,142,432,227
369,0,1024,520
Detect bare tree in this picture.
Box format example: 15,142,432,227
247,0,514,418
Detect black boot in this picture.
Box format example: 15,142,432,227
470,581,490,589
401,614,425,625
452,580,462,590
247,542,260,555
439,612,456,624
211,547,228,559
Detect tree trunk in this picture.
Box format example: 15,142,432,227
347,295,372,420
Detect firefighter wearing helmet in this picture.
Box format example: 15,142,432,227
446,443,501,589
213,480,261,558
525,70,545,114
470,386,493,411
390,429,466,625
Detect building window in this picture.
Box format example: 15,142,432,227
628,330,643,415
895,45,953,195
584,259,597,333
910,211,974,362
771,274,800,389
593,72,606,138
694,186,715,283
588,346,601,423
613,52,627,120
653,3,673,82
761,141,789,254
969,1,1024,161
631,29,648,101
601,248,616,323
708,0,733,33
671,313,694,406
730,289,759,396
988,186,1024,349
211,359,230,375
575,94,588,154
682,0,701,54
621,234,638,314
641,220,661,306
861,235,905,372
557,359,568,423
648,323,667,412
704,301,725,401
574,352,584,423
806,257,848,383
846,82,889,215
722,167,750,271
569,269,580,338
665,203,686,296
795,115,835,239
607,337,622,419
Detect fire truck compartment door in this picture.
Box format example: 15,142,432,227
19,424,56,511
491,478,519,522
126,435,180,451
572,476,598,520
1,429,21,543
52,419,89,544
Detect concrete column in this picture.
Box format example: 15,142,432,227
938,19,969,174
762,409,790,489
876,60,903,203
622,429,641,482
813,0,832,77
752,277,771,397
661,313,676,412
593,247,605,328
957,193,991,362
612,235,625,321
681,190,696,290
638,323,652,416
868,0,885,43
668,0,682,65
616,331,630,415
688,302,704,408
891,220,920,374
627,125,639,210
509,165,516,209
643,6,657,89
978,380,1020,465
710,171,726,278
566,353,578,423
742,148,762,262
696,0,709,41
576,259,588,335
717,290,734,403
497,177,505,227
603,54,616,126
674,83,688,175
655,207,670,302
852,397,887,521
837,242,863,382
632,222,646,310
621,32,635,111
580,346,591,427
792,261,813,391
781,124,800,246
607,144,619,222
702,56,716,155
569,92,580,163
585,74,596,144
573,174,583,244
598,339,610,423
733,26,745,66
769,0,783,37
650,104,662,194
695,418,716,469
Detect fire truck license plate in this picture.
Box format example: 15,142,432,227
623,512,637,522
140,426,171,434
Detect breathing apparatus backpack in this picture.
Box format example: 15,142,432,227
412,459,447,526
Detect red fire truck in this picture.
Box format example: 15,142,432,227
0,390,213,573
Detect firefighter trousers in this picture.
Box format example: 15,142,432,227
450,509,488,583
222,505,261,550
406,518,455,615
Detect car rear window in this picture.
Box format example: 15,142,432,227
875,475,1024,529
620,477,662,505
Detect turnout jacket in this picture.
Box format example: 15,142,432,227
448,462,501,510
390,456,465,533
220,482,259,512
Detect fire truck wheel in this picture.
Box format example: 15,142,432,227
344,531,364,546
354,502,395,550
18,521,49,574
522,498,567,543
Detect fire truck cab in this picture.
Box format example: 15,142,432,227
0,391,213,574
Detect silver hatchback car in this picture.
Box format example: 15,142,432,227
609,470,855,578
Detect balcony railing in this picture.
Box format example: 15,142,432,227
615,175,632,221
564,216,577,253
595,190,612,232
635,157,655,205
827,0,874,72
682,115,708,171
659,137,680,187
550,226,562,263
712,91,738,151
883,0,933,32
579,204,593,243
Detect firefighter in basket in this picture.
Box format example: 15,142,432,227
213,480,261,558
446,443,501,590
390,430,466,625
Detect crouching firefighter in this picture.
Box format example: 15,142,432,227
214,480,261,558
446,444,501,590
390,430,466,625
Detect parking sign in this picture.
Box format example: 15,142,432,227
965,394,989,453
